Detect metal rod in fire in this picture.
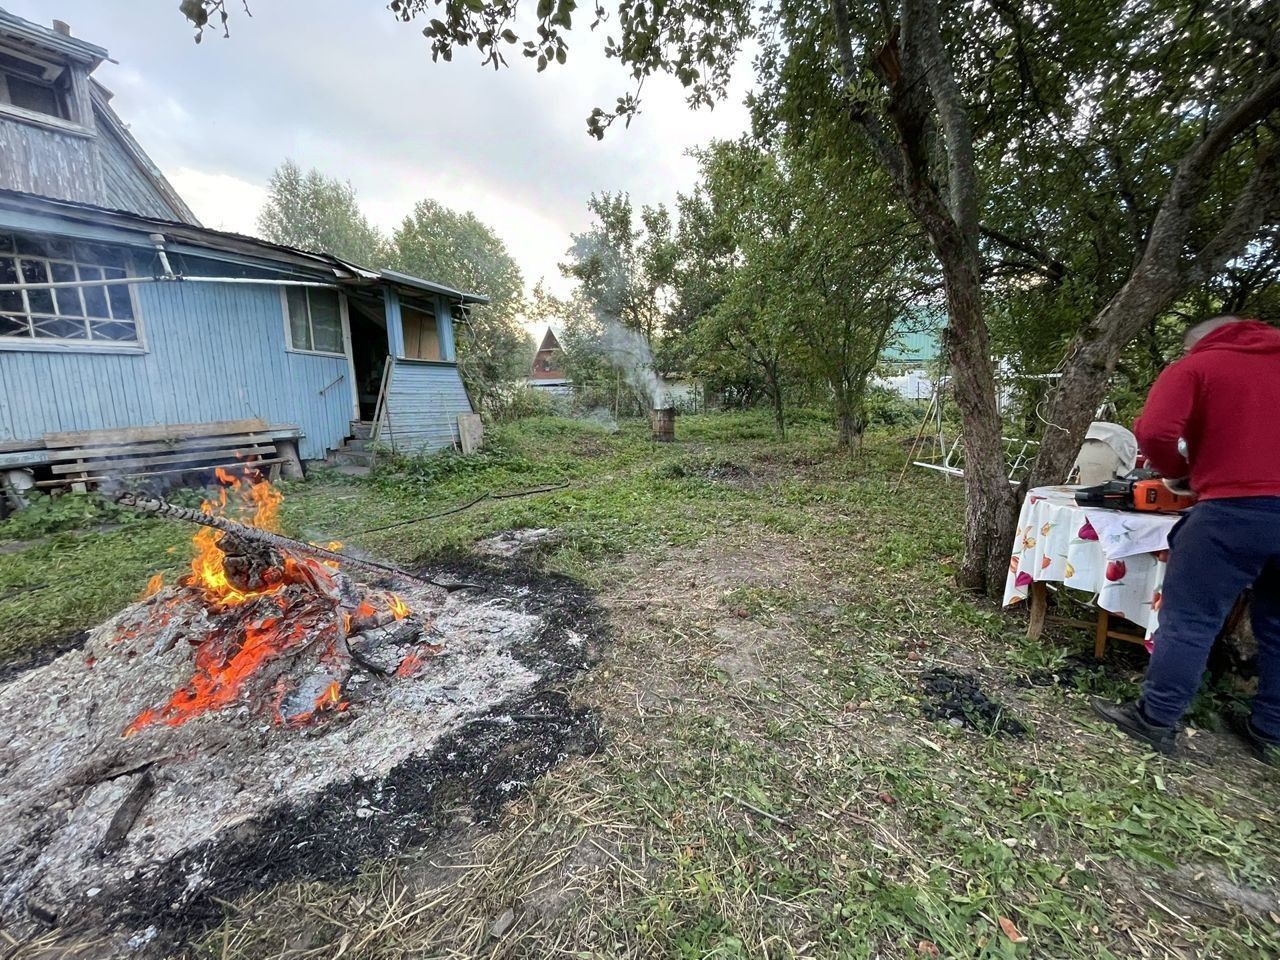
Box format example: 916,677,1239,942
111,491,430,587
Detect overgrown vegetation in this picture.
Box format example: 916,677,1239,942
3,412,1276,957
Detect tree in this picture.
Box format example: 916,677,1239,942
561,193,675,348
257,160,386,267
390,200,531,413
191,0,1280,597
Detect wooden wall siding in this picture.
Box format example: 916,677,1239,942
0,281,351,460
0,117,103,204
96,120,183,221
381,360,474,454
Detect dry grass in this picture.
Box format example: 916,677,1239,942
4,413,1278,958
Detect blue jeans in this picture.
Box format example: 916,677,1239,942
1143,497,1280,738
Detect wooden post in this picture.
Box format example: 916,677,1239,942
369,357,394,468
1027,581,1048,639
1093,608,1110,660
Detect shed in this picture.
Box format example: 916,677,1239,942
0,9,482,484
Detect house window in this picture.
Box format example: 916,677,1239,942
400,305,441,360
285,288,344,354
0,233,140,345
0,48,74,122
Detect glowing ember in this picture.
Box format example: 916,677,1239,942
394,644,442,678
389,594,410,620
140,573,165,599
124,614,307,735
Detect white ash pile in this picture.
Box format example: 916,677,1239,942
0,480,602,953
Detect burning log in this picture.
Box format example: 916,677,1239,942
219,533,283,593
112,491,434,591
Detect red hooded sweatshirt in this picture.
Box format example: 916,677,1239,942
1135,320,1280,500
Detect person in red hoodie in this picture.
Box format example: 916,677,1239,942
1094,315,1280,762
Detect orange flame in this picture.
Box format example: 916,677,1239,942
389,594,410,620
316,681,342,708
186,469,287,605
125,614,300,735
318,541,343,570
140,573,165,599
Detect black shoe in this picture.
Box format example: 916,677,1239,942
1091,698,1178,755
1227,714,1280,766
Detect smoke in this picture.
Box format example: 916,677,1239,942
595,318,669,409
565,229,669,409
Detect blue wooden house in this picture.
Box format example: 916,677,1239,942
0,10,480,485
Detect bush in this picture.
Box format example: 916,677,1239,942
864,386,926,428
0,491,139,540
490,384,566,422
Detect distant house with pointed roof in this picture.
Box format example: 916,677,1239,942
528,327,569,390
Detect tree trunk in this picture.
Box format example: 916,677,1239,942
834,383,854,450
936,240,1019,596
835,380,868,452
766,363,786,439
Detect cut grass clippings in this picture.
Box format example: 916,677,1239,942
0,409,1276,959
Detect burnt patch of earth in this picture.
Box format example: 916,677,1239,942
921,668,1027,738
657,455,758,488
0,559,606,956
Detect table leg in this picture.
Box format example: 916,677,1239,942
1027,582,1048,639
1093,607,1109,660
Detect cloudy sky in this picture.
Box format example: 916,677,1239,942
7,1,750,296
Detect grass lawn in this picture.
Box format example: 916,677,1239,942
3,410,1278,958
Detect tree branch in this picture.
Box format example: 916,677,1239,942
1141,66,1280,274
1185,142,1280,287
979,225,1066,281
910,0,979,255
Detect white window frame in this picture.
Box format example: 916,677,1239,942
0,237,147,355
281,286,350,358
0,43,83,130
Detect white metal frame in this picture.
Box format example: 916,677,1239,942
279,285,347,358
909,377,1041,485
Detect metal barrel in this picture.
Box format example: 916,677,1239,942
651,407,676,443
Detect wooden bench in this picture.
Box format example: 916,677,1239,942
38,419,304,491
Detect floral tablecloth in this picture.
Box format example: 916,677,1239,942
1002,485,1182,642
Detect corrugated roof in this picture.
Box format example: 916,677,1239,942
0,187,480,303
881,309,945,363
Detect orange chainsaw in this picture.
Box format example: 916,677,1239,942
1075,471,1197,514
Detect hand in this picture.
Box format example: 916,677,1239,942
1162,477,1193,496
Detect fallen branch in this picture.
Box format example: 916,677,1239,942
111,492,432,589
96,768,155,857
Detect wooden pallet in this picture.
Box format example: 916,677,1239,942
39,419,302,491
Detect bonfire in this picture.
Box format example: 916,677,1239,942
0,469,598,952
116,468,440,735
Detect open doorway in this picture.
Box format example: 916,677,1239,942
347,298,389,423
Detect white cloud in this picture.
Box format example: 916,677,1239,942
166,168,265,235
5,0,753,297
